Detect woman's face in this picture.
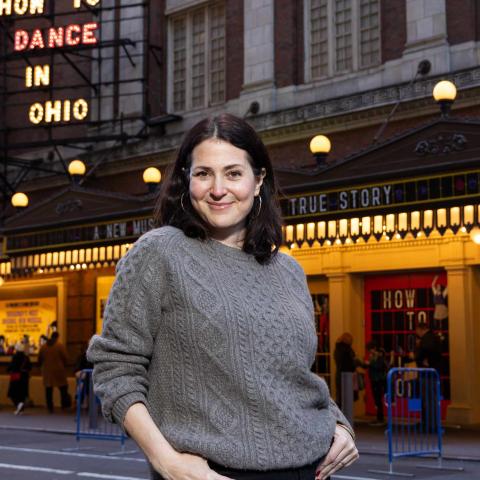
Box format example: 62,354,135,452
189,138,265,244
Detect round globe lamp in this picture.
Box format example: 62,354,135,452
68,160,86,184
11,192,29,209
433,80,457,117
470,226,480,245
143,167,161,193
309,135,331,168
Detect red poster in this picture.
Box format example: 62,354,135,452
364,272,450,419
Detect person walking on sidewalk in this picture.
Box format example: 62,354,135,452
364,341,388,426
7,341,31,415
88,114,358,480
334,332,358,408
38,332,71,413
415,322,442,432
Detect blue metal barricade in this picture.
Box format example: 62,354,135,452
370,367,463,476
74,369,129,452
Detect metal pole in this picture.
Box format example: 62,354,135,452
341,371,354,426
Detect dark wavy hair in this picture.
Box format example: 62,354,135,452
154,114,283,264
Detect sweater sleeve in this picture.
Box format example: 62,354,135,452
87,232,165,429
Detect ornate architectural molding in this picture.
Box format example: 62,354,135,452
415,133,467,156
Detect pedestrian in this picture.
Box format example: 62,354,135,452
364,341,387,426
415,322,442,432
0,335,6,355
334,332,358,407
38,332,71,413
88,114,358,480
7,341,31,415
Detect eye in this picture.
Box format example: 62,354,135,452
227,170,242,178
192,170,209,177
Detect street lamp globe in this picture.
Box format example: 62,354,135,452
310,135,331,154
143,167,161,193
11,192,29,208
68,159,86,176
309,135,331,168
433,80,457,117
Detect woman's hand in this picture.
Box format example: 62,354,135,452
315,424,359,480
154,451,234,480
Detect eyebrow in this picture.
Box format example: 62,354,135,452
191,164,246,170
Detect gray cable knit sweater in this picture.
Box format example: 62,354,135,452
87,226,351,470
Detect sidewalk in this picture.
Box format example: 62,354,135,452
0,406,478,461
353,421,480,462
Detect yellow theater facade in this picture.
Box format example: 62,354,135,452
279,116,480,425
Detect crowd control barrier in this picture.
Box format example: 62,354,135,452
72,369,134,455
370,367,464,477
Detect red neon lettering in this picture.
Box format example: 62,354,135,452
65,24,81,46
29,29,45,49
82,22,98,45
14,29,29,51
48,27,64,48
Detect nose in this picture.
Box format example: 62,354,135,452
210,175,227,199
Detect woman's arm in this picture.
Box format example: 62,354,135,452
87,234,164,427
124,403,233,480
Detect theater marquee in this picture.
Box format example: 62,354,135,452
1,0,102,125
282,170,480,218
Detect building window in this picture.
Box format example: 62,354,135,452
307,0,380,80
169,3,225,112
359,0,380,68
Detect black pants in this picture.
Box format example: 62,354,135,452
420,376,439,433
45,385,70,412
150,457,322,480
371,381,385,422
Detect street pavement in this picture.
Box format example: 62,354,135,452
0,407,478,479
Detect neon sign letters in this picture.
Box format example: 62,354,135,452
14,23,98,50
3,0,100,125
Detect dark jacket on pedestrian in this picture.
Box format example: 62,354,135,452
39,336,68,387
415,330,442,372
334,342,356,375
7,350,31,405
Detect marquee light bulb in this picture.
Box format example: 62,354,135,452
471,227,480,245
73,99,88,120
29,103,43,124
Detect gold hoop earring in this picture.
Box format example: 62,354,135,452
181,192,187,212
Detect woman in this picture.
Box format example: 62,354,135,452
334,333,357,407
38,332,71,413
7,341,31,415
88,114,358,480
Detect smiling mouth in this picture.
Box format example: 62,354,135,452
207,202,234,210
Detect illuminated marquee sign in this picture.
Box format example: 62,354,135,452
1,0,101,125
282,170,480,218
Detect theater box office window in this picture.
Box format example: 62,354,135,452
277,117,480,425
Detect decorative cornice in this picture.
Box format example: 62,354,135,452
291,233,470,258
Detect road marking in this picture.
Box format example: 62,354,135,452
0,445,145,462
0,462,73,474
78,473,148,480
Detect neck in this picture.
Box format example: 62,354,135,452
210,226,246,249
